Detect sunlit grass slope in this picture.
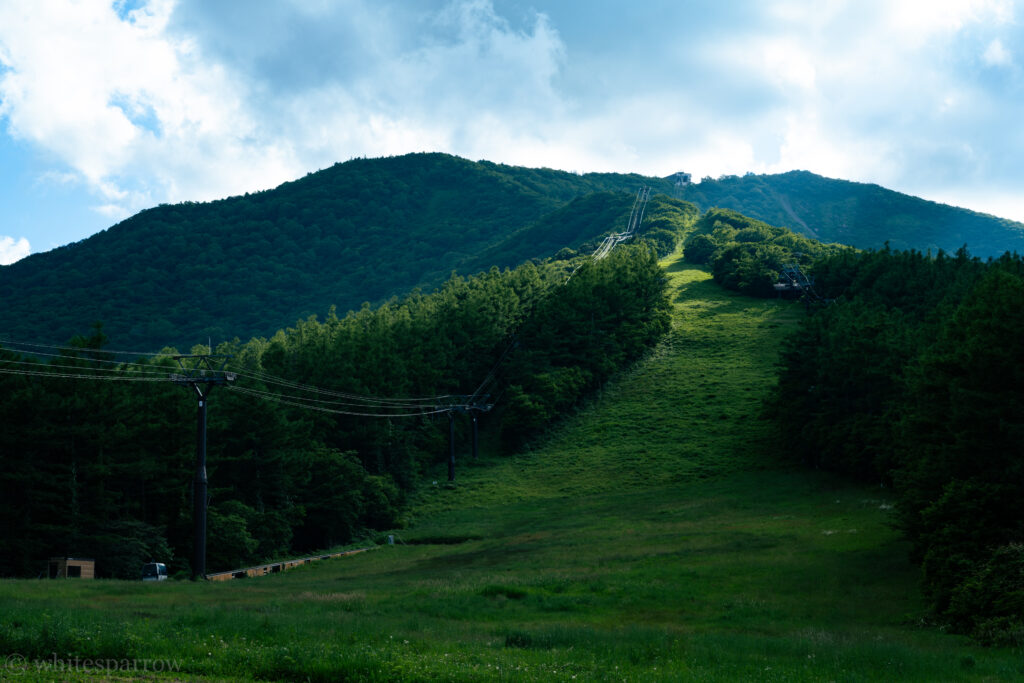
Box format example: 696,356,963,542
1,253,1020,682
414,255,800,510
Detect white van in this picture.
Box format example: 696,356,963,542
141,562,168,581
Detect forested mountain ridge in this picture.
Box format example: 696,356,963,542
4,152,1023,353
0,153,669,351
681,170,1024,256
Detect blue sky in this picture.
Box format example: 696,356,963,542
2,0,1022,264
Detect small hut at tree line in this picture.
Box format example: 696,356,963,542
48,557,95,579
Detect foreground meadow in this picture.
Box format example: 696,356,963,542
1,256,1020,681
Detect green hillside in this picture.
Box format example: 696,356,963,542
5,154,1024,355
680,170,1024,257
0,153,667,351
2,254,1018,682
0,245,677,579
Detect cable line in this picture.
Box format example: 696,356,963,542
0,356,170,377
226,384,449,418
230,376,446,410
0,185,657,430
478,185,652,401
0,335,171,358
227,367,454,405
0,347,173,370
0,367,168,382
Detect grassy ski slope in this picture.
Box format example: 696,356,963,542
1,253,1020,682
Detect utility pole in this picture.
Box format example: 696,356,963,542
170,354,235,580
471,411,479,460
448,411,456,482
467,395,492,460
439,396,493,481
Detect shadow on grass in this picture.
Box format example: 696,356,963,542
664,257,695,272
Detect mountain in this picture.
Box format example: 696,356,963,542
4,153,1023,352
0,153,667,351
679,170,1024,256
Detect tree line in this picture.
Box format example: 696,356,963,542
770,246,1024,644
0,244,673,579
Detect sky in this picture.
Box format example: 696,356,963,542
1,0,1023,264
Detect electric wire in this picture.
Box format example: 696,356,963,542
0,185,655,417
0,367,169,382
477,185,652,402
226,384,449,418
232,366,448,402
0,347,176,371
227,367,453,405
592,186,649,262
0,344,453,411
1,341,455,407
0,357,170,377
230,376,450,410
0,336,171,358
467,335,518,403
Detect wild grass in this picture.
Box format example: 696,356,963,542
1,253,1021,681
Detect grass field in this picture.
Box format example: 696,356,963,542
1,254,1021,681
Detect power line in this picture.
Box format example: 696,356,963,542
0,348,175,371
1,187,655,411
480,186,652,399
2,338,458,408
0,354,462,413
227,367,452,406
592,186,650,261
444,187,652,479
0,335,171,358
0,367,168,382
227,384,449,418
467,335,518,404
0,187,665,573
228,379,443,412
0,186,658,440
0,356,170,377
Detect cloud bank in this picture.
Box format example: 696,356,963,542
0,0,1022,242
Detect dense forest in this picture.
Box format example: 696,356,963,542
682,207,850,297
771,246,1024,644
4,153,1023,354
681,171,1024,257
0,154,671,351
0,239,678,579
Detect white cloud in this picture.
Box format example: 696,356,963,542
34,170,81,187
93,204,131,220
668,0,1024,210
761,41,817,90
2,0,1024,246
0,0,305,217
885,0,1014,43
0,236,30,265
983,38,1012,66
0,0,568,219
